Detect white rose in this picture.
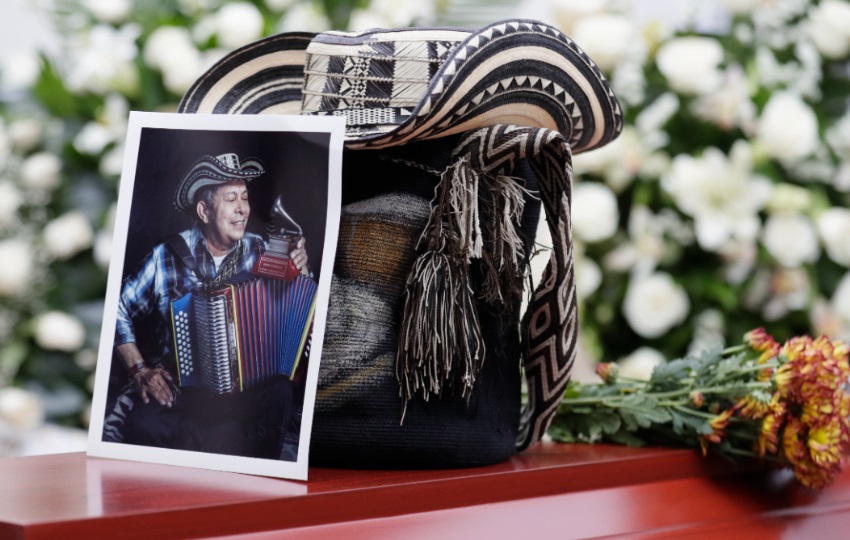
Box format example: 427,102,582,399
572,182,619,243
0,240,33,295
74,122,113,156
818,208,850,266
577,256,602,300
20,152,62,190
216,2,264,49
34,311,87,352
0,181,22,228
552,0,609,34
656,37,724,95
807,0,850,60
277,3,331,33
757,92,818,166
623,272,690,338
571,15,634,72
43,211,94,260
618,347,664,381
144,27,203,94
762,213,819,268
83,0,131,23
0,388,44,431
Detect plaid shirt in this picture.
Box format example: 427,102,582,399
115,224,265,359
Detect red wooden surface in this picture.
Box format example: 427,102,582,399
0,442,847,539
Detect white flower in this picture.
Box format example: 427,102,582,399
656,37,724,95
577,252,602,300
766,183,812,214
144,26,203,94
692,65,756,133
572,182,619,243
0,51,41,92
623,272,690,339
8,119,41,152
43,212,94,260
832,272,850,325
717,0,760,15
34,311,87,352
0,122,9,170
74,123,113,156
216,2,264,49
99,144,125,178
818,208,850,266
807,0,850,60
571,15,634,72
762,213,819,268
604,205,665,274
0,182,22,228
551,0,609,34
278,3,331,33
618,347,664,381
20,152,62,190
0,388,44,431
0,240,33,295
662,142,771,252
94,204,117,268
349,0,434,30
66,24,140,94
83,0,131,23
757,91,818,166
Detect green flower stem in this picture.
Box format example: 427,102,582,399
560,381,773,408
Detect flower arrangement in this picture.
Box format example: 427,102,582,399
0,0,440,450
550,328,850,489
521,0,850,372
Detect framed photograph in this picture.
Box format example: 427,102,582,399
87,112,344,480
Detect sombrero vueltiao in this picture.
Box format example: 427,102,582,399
178,20,622,152
173,152,264,213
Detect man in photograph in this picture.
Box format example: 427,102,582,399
112,152,308,458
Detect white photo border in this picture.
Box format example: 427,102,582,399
87,111,344,481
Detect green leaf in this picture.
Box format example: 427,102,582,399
616,395,672,429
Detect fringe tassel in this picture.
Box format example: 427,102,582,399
397,157,486,420
479,174,534,309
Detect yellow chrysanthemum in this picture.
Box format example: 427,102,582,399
700,408,734,456
808,421,843,468
757,403,785,457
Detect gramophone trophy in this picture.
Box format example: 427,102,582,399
252,195,303,281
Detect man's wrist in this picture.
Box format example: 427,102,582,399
127,360,147,378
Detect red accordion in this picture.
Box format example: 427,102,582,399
170,274,317,394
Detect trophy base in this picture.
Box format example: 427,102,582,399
253,253,300,281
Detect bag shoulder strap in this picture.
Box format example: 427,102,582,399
397,124,576,450
163,234,199,275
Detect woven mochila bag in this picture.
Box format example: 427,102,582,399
179,19,622,468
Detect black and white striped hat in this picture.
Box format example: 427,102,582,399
179,20,623,153
173,153,264,213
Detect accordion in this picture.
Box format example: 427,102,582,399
170,274,317,394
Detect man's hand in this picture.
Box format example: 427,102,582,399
290,237,309,273
116,342,175,407
134,367,175,407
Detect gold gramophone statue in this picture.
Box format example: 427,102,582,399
252,195,303,281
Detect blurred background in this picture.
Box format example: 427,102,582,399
0,0,848,457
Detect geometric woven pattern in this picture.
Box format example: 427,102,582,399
451,124,576,450
178,20,623,155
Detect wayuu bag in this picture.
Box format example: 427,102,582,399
179,19,623,467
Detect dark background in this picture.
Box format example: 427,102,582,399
123,127,331,279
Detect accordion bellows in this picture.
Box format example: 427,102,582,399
171,275,317,395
